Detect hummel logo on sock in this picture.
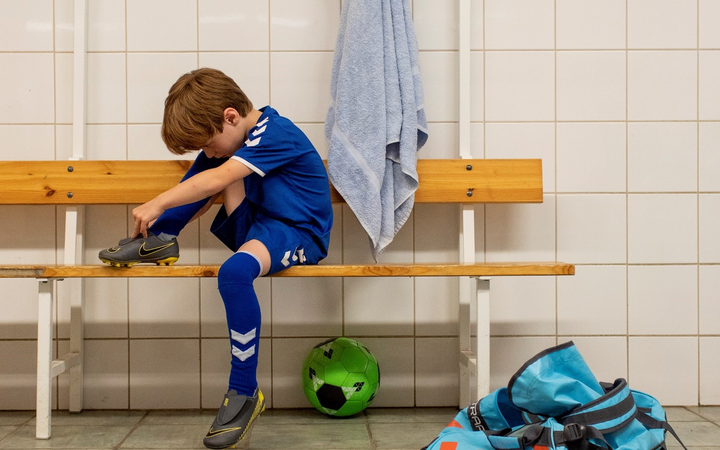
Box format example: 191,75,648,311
231,328,256,345
232,345,256,362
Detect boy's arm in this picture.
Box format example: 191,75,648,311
188,192,222,223
133,158,253,237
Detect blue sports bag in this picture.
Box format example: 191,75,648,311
423,342,685,450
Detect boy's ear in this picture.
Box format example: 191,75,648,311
223,108,240,125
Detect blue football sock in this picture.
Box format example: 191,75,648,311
218,251,263,396
149,151,225,237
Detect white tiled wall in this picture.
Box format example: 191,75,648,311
0,0,717,410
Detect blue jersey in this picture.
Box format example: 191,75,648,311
230,106,333,248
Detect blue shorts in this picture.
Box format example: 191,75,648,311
210,200,326,275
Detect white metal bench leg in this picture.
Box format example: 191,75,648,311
63,205,86,415
68,278,84,413
475,278,490,400
459,277,472,408
36,279,54,439
459,277,490,409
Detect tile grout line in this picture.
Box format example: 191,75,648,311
364,411,378,450
554,0,559,345
0,414,35,445
696,0,701,407
112,410,149,450
268,0,274,409
196,0,203,411
624,0,630,385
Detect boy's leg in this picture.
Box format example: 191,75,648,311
206,251,266,449
205,247,268,448
149,151,225,237
217,179,269,394
217,248,265,396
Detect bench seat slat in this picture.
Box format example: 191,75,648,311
0,263,574,278
0,159,543,205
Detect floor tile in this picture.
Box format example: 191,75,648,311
2,406,720,450
0,413,33,426
0,424,133,448
668,421,720,447
261,408,365,424
141,411,215,425
0,427,17,441
120,424,209,449
250,422,371,449
366,408,457,424
665,406,707,422
29,411,145,427
370,422,448,450
687,406,720,423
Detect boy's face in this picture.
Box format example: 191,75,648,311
202,108,248,158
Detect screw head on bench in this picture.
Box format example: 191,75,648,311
67,192,74,198
466,188,474,197
67,166,74,172
466,164,472,171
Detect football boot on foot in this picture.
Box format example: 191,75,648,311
98,232,179,267
203,389,265,449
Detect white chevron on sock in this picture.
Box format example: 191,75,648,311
232,345,256,362
231,328,256,345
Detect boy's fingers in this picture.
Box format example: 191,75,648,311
133,218,146,238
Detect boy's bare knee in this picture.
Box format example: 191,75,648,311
237,240,271,277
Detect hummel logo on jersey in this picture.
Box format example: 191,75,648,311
245,136,261,147
252,125,266,137
256,117,269,128
137,241,175,257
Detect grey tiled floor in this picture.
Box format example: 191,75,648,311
0,406,719,450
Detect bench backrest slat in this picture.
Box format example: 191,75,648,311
0,159,542,205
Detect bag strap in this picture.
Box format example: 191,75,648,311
486,423,611,450
523,411,546,425
635,410,688,450
558,379,638,434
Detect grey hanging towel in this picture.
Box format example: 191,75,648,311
325,0,428,261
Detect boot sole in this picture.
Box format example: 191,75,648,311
100,256,178,267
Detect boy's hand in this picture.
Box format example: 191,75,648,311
132,200,165,238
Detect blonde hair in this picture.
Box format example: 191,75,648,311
161,68,253,155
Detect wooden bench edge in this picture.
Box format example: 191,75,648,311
0,263,574,278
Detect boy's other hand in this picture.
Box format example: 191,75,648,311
133,200,165,238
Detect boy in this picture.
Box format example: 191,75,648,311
99,68,333,449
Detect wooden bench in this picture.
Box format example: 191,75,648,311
0,158,574,439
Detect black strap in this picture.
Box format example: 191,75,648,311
560,393,638,434
636,411,688,450
559,379,637,433
523,411,545,425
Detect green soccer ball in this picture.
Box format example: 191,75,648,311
302,337,380,417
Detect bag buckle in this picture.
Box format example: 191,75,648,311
563,423,586,442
